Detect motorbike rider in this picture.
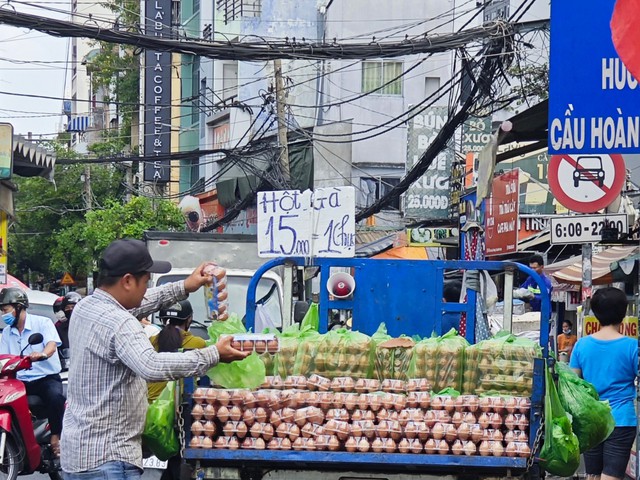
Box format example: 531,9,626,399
55,291,82,351
53,296,65,323
0,287,66,457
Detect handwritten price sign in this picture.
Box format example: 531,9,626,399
257,187,355,258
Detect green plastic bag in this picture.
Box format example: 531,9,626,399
258,327,277,375
142,381,179,461
463,333,540,396
205,315,266,389
300,302,319,331
371,323,392,346
314,328,374,379
556,362,615,452
409,329,468,391
539,366,580,477
375,336,414,381
274,324,319,378
293,330,324,376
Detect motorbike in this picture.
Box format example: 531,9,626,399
0,332,62,479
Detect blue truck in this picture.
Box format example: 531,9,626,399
181,258,550,480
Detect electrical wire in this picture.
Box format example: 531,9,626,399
0,7,511,61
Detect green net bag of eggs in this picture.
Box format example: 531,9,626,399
313,328,374,379
463,333,540,396
375,337,415,381
293,332,325,377
408,329,468,391
273,325,320,379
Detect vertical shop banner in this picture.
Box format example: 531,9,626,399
0,211,7,285
485,170,519,256
143,0,172,182
0,123,13,180
502,148,556,215
448,163,464,220
461,116,493,188
404,107,453,219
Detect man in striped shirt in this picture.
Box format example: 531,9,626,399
61,239,249,479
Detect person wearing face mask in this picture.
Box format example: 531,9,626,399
557,319,578,360
0,287,65,456
53,296,65,322
55,291,82,351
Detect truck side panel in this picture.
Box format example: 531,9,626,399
144,231,264,271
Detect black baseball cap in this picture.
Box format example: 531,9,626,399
159,300,193,322
99,239,172,276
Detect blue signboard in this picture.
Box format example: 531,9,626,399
549,0,640,155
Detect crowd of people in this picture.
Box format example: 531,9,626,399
0,244,636,480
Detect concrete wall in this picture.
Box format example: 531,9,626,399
322,0,456,173
313,121,353,188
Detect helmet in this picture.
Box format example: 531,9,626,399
159,300,193,323
61,291,82,310
0,287,29,308
53,296,64,313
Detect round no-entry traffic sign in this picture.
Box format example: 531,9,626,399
548,153,626,213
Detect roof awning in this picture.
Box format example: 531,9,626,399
355,231,396,257
518,230,550,251
373,246,430,260
12,134,55,178
550,245,639,285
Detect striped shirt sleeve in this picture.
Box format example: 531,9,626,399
113,315,219,382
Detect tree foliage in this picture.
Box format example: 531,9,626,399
82,196,184,261
508,63,549,108
9,141,125,280
9,145,184,283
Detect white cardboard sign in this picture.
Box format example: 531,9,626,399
257,187,355,258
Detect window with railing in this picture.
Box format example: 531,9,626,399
215,0,261,24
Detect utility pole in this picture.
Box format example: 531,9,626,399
273,59,290,184
82,164,94,294
82,165,92,211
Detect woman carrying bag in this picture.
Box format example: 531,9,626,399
147,300,207,479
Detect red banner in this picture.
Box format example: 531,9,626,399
485,169,519,256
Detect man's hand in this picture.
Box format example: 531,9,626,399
184,263,214,293
29,351,47,361
215,335,250,363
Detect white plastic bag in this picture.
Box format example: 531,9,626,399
255,303,279,332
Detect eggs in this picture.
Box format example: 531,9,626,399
193,388,206,404
451,440,464,456
191,404,204,420
229,406,243,422
397,439,410,454
217,406,230,423
345,437,357,452
384,438,397,453
371,438,384,453
437,440,449,455
431,422,445,440
357,438,370,453
191,421,204,436
191,374,532,458
263,424,274,441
